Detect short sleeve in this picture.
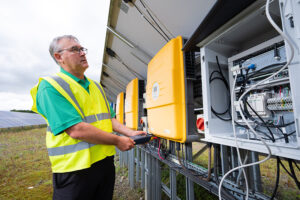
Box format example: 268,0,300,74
36,80,82,135
110,104,116,118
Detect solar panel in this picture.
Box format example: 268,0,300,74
0,111,46,128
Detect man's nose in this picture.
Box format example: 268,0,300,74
79,50,86,56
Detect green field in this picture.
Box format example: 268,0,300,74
0,128,143,200
0,128,52,199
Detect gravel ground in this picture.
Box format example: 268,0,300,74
113,157,144,200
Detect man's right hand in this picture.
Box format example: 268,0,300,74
116,136,135,151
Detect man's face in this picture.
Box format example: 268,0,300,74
56,38,89,74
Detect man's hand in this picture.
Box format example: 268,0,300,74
129,130,147,137
116,136,135,151
112,118,148,137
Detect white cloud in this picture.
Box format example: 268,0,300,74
0,0,110,110
0,92,33,111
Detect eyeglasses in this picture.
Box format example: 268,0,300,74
57,46,88,54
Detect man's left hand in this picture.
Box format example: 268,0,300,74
130,130,147,137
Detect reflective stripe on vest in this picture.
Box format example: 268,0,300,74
92,80,111,113
47,112,111,132
48,141,96,156
46,75,112,156
50,75,85,117
50,76,111,120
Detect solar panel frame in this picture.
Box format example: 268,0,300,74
0,111,46,128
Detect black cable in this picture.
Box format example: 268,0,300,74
248,130,295,141
271,131,295,140
279,159,300,190
257,121,295,128
132,3,169,42
270,156,280,200
237,69,249,98
254,127,274,141
245,101,275,142
293,160,300,172
288,159,300,190
276,116,289,143
216,56,228,83
243,104,295,128
210,56,232,121
279,159,293,177
139,0,171,40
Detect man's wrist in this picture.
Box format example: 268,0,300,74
128,130,136,137
112,134,121,146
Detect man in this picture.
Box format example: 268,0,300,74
30,35,145,200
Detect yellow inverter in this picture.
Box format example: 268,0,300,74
125,78,139,130
116,92,124,124
146,36,196,143
125,78,145,130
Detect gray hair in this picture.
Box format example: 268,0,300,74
49,35,79,64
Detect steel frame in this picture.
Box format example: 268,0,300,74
116,141,270,200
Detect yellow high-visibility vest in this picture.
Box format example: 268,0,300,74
30,72,116,173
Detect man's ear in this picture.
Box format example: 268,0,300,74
54,52,62,64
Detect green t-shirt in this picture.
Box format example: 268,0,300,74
36,68,116,136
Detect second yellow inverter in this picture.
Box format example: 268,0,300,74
125,78,139,130
116,92,124,124
146,35,196,143
125,78,145,130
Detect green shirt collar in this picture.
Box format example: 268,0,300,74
60,68,90,92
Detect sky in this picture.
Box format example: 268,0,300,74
0,0,110,111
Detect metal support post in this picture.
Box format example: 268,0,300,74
129,148,135,188
185,143,194,200
230,146,239,180
221,145,230,177
249,151,262,192
155,158,161,200
118,149,123,167
141,148,145,189
145,151,152,200
136,147,140,184
169,141,177,200
123,151,127,167
151,156,156,198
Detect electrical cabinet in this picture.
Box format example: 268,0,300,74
200,0,300,160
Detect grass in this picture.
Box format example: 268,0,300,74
0,128,144,200
0,127,52,199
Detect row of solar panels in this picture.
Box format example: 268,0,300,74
0,111,46,128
